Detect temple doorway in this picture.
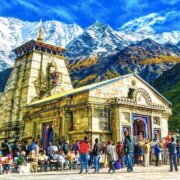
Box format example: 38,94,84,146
42,123,54,149
133,118,146,140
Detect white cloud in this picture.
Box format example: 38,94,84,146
8,0,76,22
120,11,177,32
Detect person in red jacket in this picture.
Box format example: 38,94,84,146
79,136,90,174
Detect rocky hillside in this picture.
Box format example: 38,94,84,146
68,38,180,87
0,16,180,94
1,16,180,72
153,63,180,132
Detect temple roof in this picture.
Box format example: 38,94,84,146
13,29,66,57
13,40,66,57
28,74,171,107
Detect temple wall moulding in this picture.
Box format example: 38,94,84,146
88,96,109,104
110,97,165,111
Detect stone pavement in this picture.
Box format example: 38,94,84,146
1,165,179,180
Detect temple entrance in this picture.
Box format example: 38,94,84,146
42,123,54,149
133,118,146,140
132,114,149,139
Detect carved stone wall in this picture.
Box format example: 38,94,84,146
0,49,73,140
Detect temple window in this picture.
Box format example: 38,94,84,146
128,88,135,98
66,112,73,131
94,109,110,130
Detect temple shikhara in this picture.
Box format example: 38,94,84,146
0,30,172,148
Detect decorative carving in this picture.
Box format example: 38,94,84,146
51,70,62,85
153,116,160,126
133,88,152,105
47,63,62,86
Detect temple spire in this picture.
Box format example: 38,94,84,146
37,28,43,41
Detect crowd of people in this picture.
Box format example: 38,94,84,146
0,133,179,175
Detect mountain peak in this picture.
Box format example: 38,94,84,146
87,21,111,31
136,38,160,46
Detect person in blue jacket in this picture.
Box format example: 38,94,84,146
154,141,161,166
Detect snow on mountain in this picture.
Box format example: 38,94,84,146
119,13,180,44
116,30,180,45
0,17,83,71
65,21,130,63
0,15,180,72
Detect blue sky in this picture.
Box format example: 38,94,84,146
0,0,180,32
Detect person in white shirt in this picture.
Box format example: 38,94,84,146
56,150,66,170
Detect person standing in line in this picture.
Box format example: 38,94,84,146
93,138,101,173
1,139,11,157
79,136,90,174
72,140,79,155
35,141,40,157
154,140,161,167
176,140,180,165
124,135,134,172
102,142,108,168
63,140,70,155
143,141,150,167
106,141,117,173
167,137,178,172
116,141,125,168
21,139,29,156
29,139,36,152
12,139,20,159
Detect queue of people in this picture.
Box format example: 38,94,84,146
0,134,179,175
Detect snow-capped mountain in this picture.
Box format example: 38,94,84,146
65,21,130,63
0,17,83,71
0,15,179,130
119,13,180,44
0,15,180,74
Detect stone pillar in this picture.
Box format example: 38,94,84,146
88,105,93,143
111,105,120,143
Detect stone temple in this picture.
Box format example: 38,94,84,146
0,30,172,147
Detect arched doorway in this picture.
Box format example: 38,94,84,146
42,123,54,149
133,118,147,139
47,125,54,144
